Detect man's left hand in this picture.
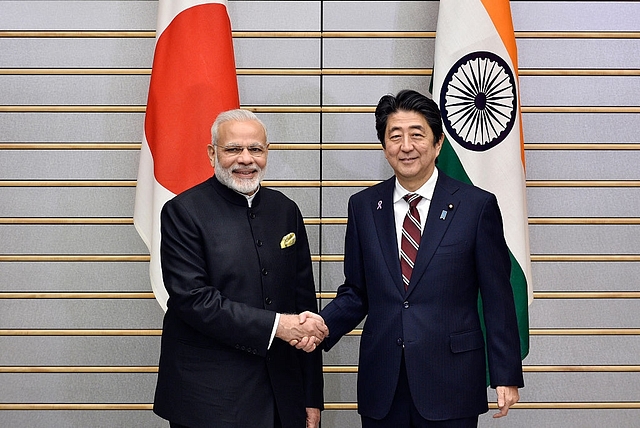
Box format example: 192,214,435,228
493,385,519,418
306,407,320,428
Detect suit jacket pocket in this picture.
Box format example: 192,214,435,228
449,329,485,353
434,240,467,255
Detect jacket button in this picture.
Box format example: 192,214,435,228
396,338,404,346
265,297,272,305
249,212,256,219
256,240,263,247
261,268,268,276
403,301,410,309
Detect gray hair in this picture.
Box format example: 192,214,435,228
211,109,268,145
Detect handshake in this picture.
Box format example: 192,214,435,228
276,311,328,353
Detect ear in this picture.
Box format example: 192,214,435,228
207,144,216,167
435,133,445,154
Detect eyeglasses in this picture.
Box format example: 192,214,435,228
215,144,268,158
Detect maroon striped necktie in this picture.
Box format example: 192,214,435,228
400,193,422,290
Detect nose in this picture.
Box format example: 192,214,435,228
399,134,413,151
237,147,254,164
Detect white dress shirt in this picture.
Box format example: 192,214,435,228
392,168,439,254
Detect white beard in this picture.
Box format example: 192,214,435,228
214,155,266,195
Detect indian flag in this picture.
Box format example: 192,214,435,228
134,0,239,310
431,0,532,359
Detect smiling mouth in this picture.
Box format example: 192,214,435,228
233,169,257,178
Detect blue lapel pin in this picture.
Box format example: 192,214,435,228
440,204,454,220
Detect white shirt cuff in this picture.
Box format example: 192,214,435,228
268,313,281,349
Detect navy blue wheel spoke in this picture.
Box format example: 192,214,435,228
440,51,517,151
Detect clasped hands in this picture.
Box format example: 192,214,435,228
276,311,328,353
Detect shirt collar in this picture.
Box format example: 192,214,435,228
243,186,259,207
393,167,439,204
211,176,261,208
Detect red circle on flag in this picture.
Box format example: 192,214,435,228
145,3,240,195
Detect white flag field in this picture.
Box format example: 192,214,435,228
431,0,533,358
134,0,239,310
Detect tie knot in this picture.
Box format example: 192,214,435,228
403,193,422,208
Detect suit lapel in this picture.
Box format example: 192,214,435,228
407,173,460,295
371,178,405,295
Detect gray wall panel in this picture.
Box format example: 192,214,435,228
312,261,320,290
529,299,640,328
324,1,438,31
1,225,147,254
233,39,320,68
0,262,149,292
323,75,431,106
520,76,640,107
526,187,640,218
276,187,320,218
322,113,377,143
0,373,158,402
238,75,320,106
322,150,392,181
0,300,163,329
0,1,157,30
0,113,144,143
512,1,640,32
321,224,346,255
517,39,640,69
1,150,138,180
321,411,361,428
323,39,434,68
0,39,155,68
525,150,640,180
264,150,320,180
229,1,320,31
320,261,344,292
0,187,136,217
522,113,640,143
324,372,358,402
321,187,364,217
306,224,320,254
0,411,167,428
257,113,320,143
0,75,150,105
532,262,640,292
0,336,160,365
525,335,640,365
478,409,640,428
321,334,360,366
529,224,640,255
520,372,640,402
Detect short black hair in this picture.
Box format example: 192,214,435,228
374,89,443,148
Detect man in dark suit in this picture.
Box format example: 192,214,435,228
153,109,327,428
311,90,524,427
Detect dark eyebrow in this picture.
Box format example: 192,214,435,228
388,124,426,133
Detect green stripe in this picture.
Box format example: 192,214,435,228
438,136,530,364
510,257,530,360
436,137,472,185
